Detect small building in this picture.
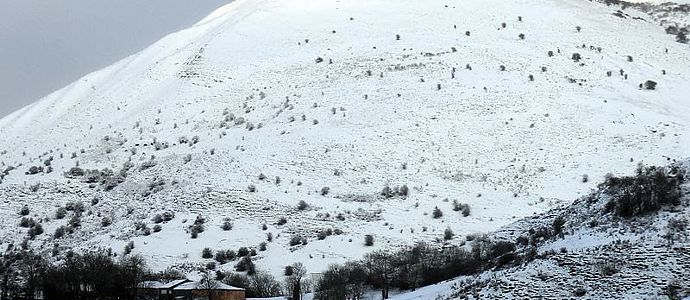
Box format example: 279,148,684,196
172,281,245,300
145,279,244,300
137,281,164,299
158,279,192,300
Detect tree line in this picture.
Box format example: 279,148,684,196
1,249,148,300
314,239,527,300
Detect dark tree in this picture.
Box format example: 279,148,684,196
285,263,307,300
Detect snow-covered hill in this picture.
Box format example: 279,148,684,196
1,0,689,286
385,159,690,299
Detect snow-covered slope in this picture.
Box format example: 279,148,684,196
387,159,690,299
1,0,689,281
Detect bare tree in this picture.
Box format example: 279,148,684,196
285,263,307,300
249,271,282,297
20,253,44,300
314,262,365,300
364,251,395,299
120,254,148,300
200,270,220,300
0,254,20,300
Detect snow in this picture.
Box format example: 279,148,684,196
1,0,689,291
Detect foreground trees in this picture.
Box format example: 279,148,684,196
0,250,147,300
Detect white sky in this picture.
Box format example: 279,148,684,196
0,0,229,117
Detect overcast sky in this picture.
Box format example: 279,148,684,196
0,0,229,118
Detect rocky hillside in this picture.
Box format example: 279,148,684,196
388,159,689,299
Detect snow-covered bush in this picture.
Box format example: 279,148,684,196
320,186,330,196
202,248,213,259
432,206,443,219
364,234,374,246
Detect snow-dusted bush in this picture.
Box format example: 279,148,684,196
462,205,471,217
452,200,471,217
320,186,330,196
53,226,68,239
189,215,206,238
235,255,256,275
677,32,688,44
552,216,566,236
238,247,250,257
25,166,43,175
289,235,303,246
153,211,174,224
364,234,374,246
19,205,30,216
65,167,85,178
139,160,158,171
444,227,454,240
55,207,67,219
432,206,443,219
124,241,135,255
19,217,36,228
572,53,582,62
202,248,213,259
221,218,233,231
68,215,82,228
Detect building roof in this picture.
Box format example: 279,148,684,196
137,281,164,289
172,281,244,291
160,279,191,289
